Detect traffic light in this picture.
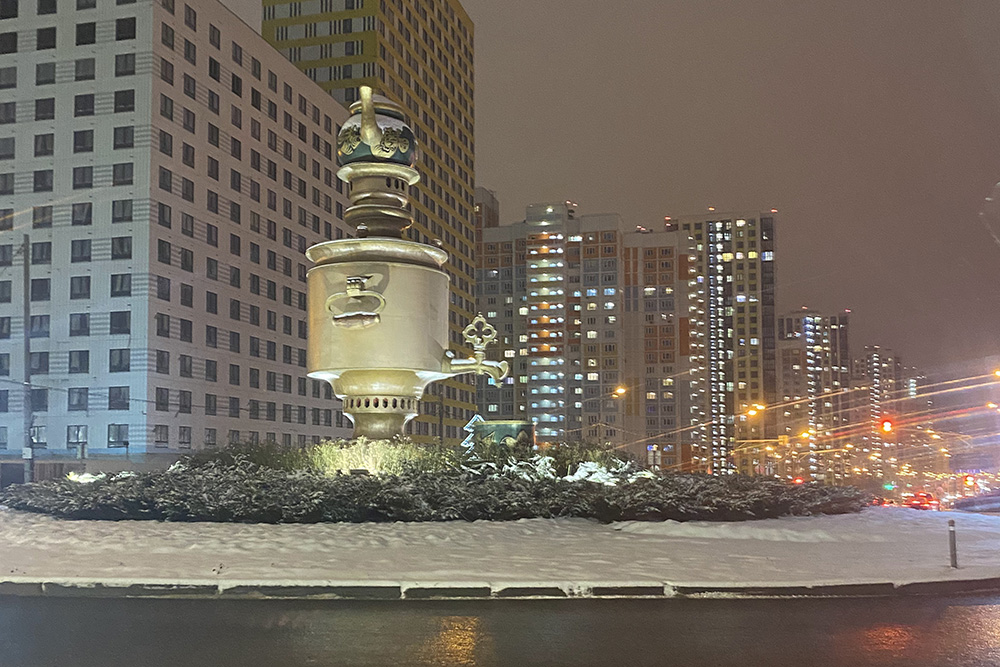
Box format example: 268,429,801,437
880,419,893,433
963,474,976,487
792,477,805,485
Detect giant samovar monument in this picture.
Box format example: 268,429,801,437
306,87,507,439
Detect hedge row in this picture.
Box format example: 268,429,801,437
0,459,870,523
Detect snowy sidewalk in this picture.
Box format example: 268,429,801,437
2,507,1000,599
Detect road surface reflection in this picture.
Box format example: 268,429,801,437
2,595,1000,666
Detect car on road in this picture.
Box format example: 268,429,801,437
904,492,941,510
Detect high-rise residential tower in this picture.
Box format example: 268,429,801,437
474,186,498,230
262,0,476,444
0,0,354,483
851,345,904,479
475,203,700,467
776,309,852,480
678,211,777,475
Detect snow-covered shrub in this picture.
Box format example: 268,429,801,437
0,458,871,524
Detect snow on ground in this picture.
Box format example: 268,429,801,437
1,506,999,589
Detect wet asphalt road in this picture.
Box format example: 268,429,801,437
2,594,999,666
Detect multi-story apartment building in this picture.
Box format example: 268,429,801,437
679,211,777,474
475,202,700,467
850,345,904,479
776,309,852,481
473,186,498,231
262,0,476,445
0,0,354,482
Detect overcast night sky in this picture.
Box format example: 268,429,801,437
227,0,1000,372
456,0,1000,373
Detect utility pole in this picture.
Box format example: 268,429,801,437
21,234,34,483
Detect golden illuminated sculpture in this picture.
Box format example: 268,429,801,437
306,87,508,439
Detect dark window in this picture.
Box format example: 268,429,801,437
115,16,135,40
30,278,49,301
112,199,132,222
33,170,52,191
157,239,171,264
158,166,172,191
160,58,173,84
33,133,53,156
74,57,94,80
115,52,135,76
31,241,51,264
0,66,15,89
69,275,90,299
69,313,89,336
73,129,93,152
29,314,49,337
157,202,172,228
34,98,53,120
68,388,88,411
160,94,173,120
71,202,91,225
108,387,129,410
36,26,56,49
110,274,131,297
75,22,95,45
35,62,55,84
114,89,135,112
69,351,89,374
0,32,19,54
112,162,133,185
72,165,93,189
111,236,132,259
155,313,170,337
156,277,170,302
114,126,134,149
109,311,130,334
29,352,48,374
31,388,48,412
110,349,130,372
74,93,94,117
71,239,90,262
